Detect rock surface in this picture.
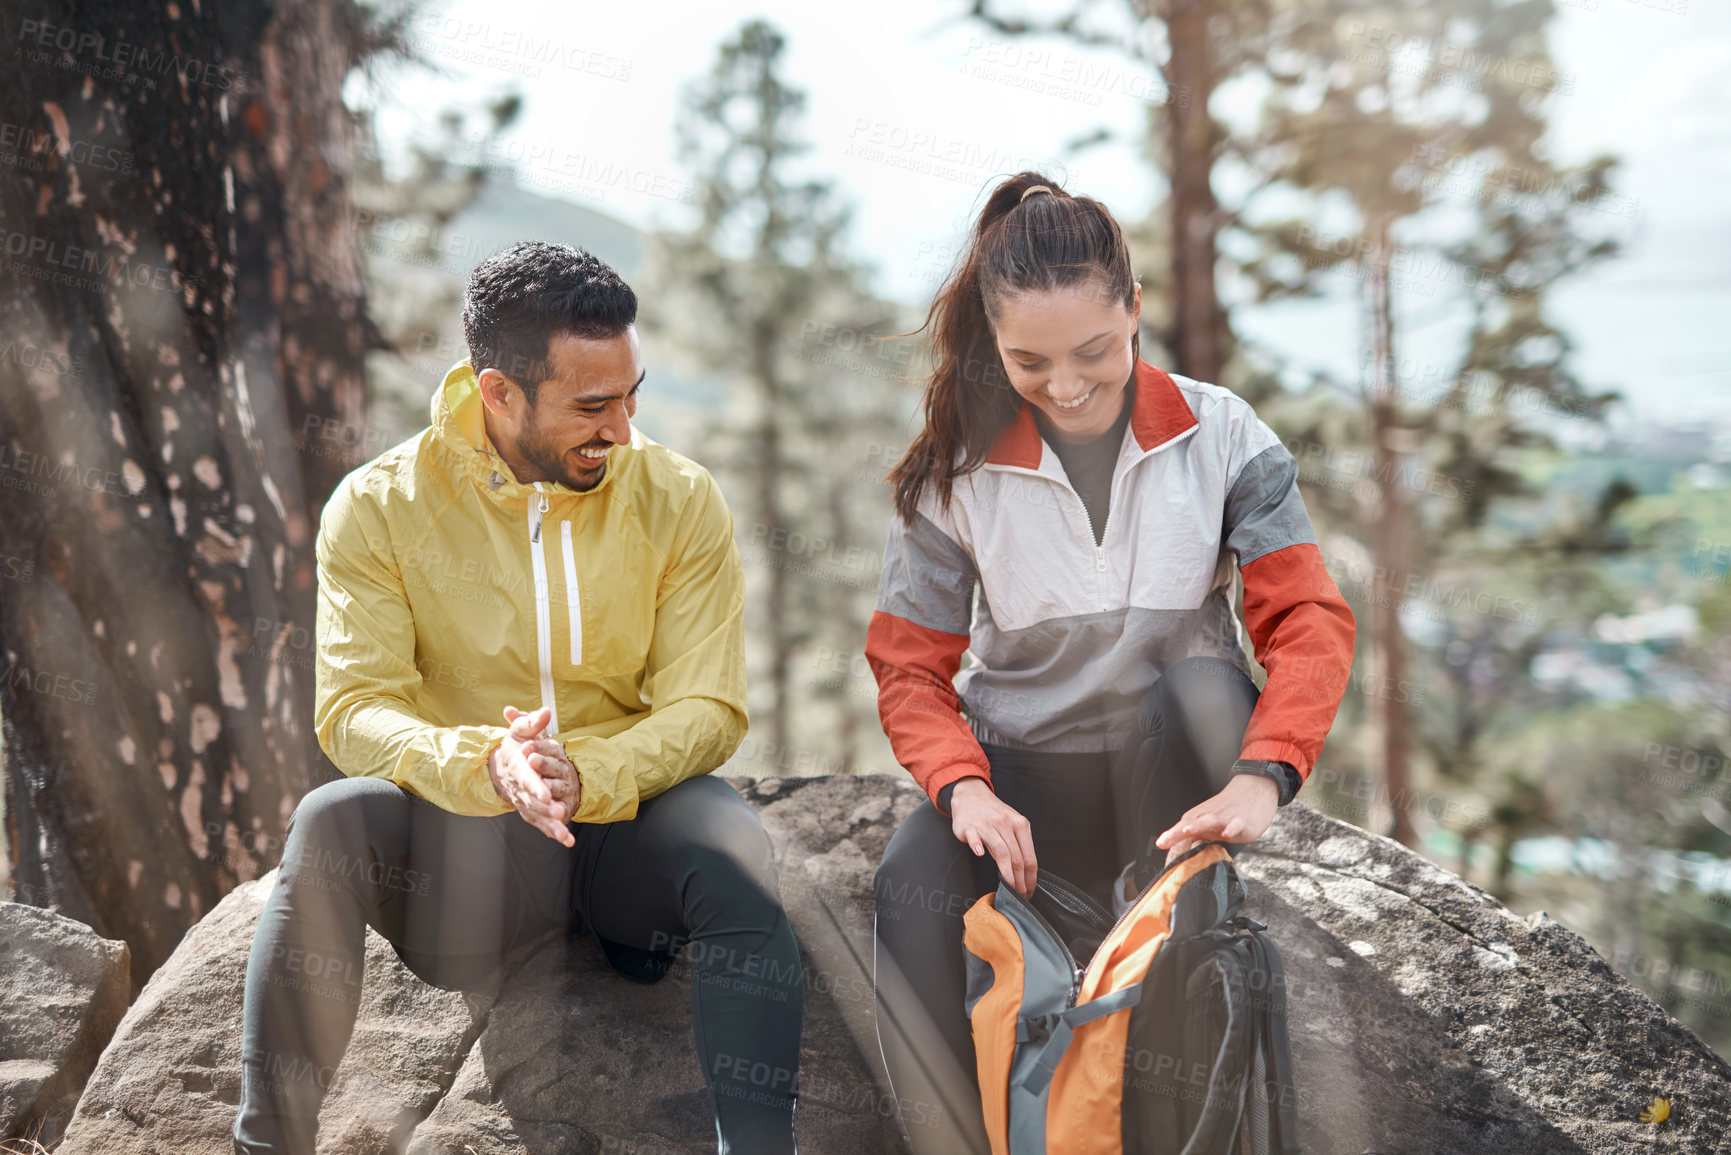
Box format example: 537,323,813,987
52,775,1731,1154
1238,802,1731,1153
56,776,917,1155
0,902,130,1145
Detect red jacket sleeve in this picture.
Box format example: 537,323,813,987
1223,437,1357,786
865,509,992,809
1236,543,1356,781
865,613,993,808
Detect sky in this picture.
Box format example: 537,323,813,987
359,0,1731,428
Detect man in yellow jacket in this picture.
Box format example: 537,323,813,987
234,242,802,1154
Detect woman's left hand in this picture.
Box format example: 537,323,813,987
1154,773,1279,859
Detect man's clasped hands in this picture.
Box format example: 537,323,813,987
486,705,581,848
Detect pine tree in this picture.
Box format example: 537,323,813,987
966,0,1629,847
1239,0,1625,844
349,91,523,451
642,20,906,771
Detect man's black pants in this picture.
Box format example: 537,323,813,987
872,656,1260,1154
233,772,803,1154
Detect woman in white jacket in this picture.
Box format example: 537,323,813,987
867,172,1356,1153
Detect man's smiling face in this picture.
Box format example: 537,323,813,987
479,327,642,492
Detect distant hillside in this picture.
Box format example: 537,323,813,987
444,176,645,281
361,172,725,456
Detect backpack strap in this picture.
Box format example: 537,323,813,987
1179,945,1253,1155
1246,932,1303,1154
1016,981,1145,1097
1241,1017,1272,1154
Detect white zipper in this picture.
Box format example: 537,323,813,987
527,484,559,736
560,519,582,664
1051,460,1112,596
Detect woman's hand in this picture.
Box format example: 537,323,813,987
1154,773,1278,860
948,777,1037,897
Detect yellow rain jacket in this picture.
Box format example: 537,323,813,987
312,359,747,822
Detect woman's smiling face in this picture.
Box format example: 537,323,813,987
989,278,1141,444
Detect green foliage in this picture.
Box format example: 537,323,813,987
1232,0,1644,863
350,91,524,451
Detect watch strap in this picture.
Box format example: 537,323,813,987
1231,758,1300,807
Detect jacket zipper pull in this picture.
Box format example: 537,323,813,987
531,490,549,543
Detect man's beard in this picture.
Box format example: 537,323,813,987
516,406,607,491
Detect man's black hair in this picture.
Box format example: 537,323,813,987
461,241,637,405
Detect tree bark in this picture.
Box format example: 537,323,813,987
1162,0,1226,385
1366,214,1417,848
749,317,791,760
0,0,372,991
828,480,860,775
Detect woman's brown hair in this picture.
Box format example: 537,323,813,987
888,171,1138,524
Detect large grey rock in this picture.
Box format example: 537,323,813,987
404,775,913,1155
1242,803,1731,1153
0,902,130,1145
56,776,918,1155
51,857,492,1155
53,776,1731,1153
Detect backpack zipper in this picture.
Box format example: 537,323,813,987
998,883,1086,1008
999,849,1236,1009
1034,874,1114,1005
1077,839,1238,980
1035,871,1113,929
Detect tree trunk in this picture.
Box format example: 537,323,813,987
1491,822,1517,903
1455,827,1480,887
1366,214,1417,847
0,0,372,991
1161,0,1226,385
750,319,791,761
827,479,859,775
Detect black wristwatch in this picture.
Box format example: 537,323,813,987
1230,759,1301,807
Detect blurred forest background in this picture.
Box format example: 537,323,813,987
2,0,1728,1063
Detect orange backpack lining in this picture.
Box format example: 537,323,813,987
963,894,1025,1154
1051,844,1232,1152
963,844,1237,1155
1082,844,1232,1000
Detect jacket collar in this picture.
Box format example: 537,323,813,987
984,359,1197,469
430,359,634,501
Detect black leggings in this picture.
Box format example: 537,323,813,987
871,656,1258,1154
233,773,803,1155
